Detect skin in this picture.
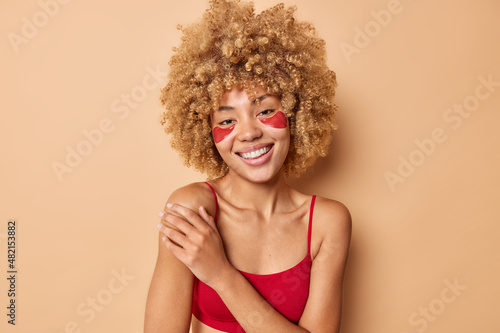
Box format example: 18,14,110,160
212,110,286,143
213,125,235,143
258,110,288,128
144,86,352,333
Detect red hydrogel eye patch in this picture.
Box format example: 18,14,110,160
213,125,235,143
259,111,287,128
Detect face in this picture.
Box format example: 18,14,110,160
210,86,290,183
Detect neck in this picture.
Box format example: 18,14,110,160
218,169,291,218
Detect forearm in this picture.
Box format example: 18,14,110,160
213,267,310,333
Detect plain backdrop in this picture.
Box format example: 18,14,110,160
1,0,499,332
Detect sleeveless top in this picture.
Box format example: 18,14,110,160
191,181,316,332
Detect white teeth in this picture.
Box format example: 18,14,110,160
240,146,271,159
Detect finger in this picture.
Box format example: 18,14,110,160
199,206,216,229
162,235,188,263
162,226,188,249
166,203,208,230
160,209,190,225
157,223,184,247
159,211,188,236
163,212,196,235
198,206,209,222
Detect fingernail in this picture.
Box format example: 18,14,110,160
166,203,173,208
157,223,162,230
159,211,165,217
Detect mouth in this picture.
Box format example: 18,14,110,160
236,144,273,160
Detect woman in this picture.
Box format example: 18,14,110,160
144,1,351,332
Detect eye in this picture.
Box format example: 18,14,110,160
219,119,234,126
258,109,275,116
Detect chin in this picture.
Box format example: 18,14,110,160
228,164,283,184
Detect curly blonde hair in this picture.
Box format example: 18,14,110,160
159,0,338,179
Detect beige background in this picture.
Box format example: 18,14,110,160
1,0,499,332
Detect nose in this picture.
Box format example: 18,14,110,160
236,117,263,142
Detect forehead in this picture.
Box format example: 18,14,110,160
217,86,279,109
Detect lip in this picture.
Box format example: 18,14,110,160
236,143,274,154
236,145,274,166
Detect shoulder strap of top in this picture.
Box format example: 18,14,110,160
308,195,316,256
204,182,218,222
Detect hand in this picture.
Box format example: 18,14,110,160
157,203,233,289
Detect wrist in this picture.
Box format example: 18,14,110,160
211,262,238,294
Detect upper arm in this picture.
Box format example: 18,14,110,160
298,199,352,333
144,183,216,333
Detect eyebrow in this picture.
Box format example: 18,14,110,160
217,94,271,111
217,105,234,111
253,94,270,105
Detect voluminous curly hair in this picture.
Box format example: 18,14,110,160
159,0,338,179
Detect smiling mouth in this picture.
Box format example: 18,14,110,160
237,145,273,159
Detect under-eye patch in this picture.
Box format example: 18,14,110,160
258,111,287,128
212,125,235,143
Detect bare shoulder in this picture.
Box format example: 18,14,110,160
163,181,218,219
312,196,352,258
313,196,352,230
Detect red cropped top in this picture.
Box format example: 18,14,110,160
192,182,316,332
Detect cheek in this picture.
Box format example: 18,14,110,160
212,125,235,143
258,111,288,129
